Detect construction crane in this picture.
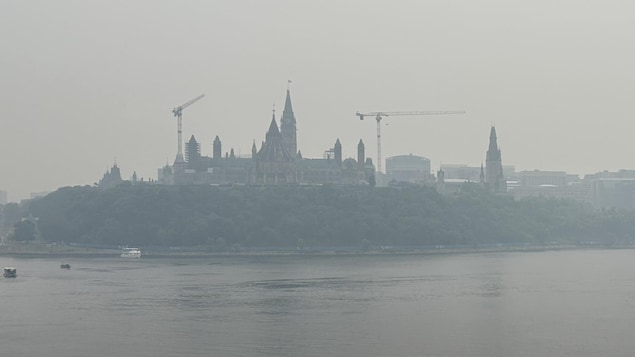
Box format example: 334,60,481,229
355,110,465,173
172,94,205,163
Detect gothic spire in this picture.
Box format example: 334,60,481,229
280,88,297,157
266,111,280,139
486,126,501,162
489,126,498,149
283,89,294,120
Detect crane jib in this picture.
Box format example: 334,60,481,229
355,110,465,173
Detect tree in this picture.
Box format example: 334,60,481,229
2,202,21,228
11,220,36,242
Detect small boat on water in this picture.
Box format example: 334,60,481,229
121,247,141,258
3,267,17,278
60,263,71,269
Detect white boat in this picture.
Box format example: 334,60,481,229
120,247,141,258
3,267,17,278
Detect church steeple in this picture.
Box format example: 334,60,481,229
280,88,297,158
283,89,294,116
485,126,505,193
487,126,501,162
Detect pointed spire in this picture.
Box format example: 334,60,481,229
280,86,297,158
489,126,498,150
486,126,501,162
485,126,504,192
267,113,280,138
283,89,294,116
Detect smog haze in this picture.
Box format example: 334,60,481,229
2,1,634,200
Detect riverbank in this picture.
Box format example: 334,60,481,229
1,242,633,258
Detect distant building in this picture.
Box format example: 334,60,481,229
591,178,635,210
485,126,505,193
510,182,592,204
385,154,431,184
436,126,512,194
158,88,375,186
0,190,6,205
440,163,515,184
99,163,123,189
517,170,568,187
507,169,635,209
440,164,482,182
584,171,635,210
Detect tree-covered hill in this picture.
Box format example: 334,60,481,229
23,183,635,249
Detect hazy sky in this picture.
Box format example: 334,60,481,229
2,1,634,201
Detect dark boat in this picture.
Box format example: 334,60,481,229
60,263,71,269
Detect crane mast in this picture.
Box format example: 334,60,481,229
172,94,205,164
355,110,465,173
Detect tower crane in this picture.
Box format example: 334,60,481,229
172,94,205,163
355,110,465,173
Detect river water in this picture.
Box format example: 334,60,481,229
2,249,635,356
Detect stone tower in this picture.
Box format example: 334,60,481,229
186,135,200,166
357,139,365,168
485,126,505,193
280,89,297,159
334,139,342,165
213,135,222,159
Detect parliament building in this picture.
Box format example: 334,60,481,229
158,89,375,186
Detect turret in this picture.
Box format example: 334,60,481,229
213,135,222,159
334,139,342,165
357,139,365,168
185,135,200,167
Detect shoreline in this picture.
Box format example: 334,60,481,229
1,243,633,259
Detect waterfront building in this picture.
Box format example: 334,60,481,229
385,154,431,184
158,88,375,186
99,163,123,189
